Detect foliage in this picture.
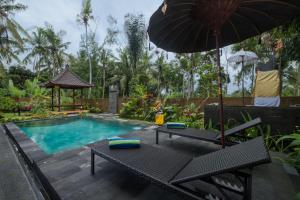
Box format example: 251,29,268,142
25,79,49,114
0,0,29,68
7,65,35,89
240,112,262,138
124,13,147,71
0,112,65,124
0,96,16,111
89,107,102,113
119,84,147,119
295,193,300,200
277,132,300,171
120,86,205,128
8,79,24,98
24,24,70,77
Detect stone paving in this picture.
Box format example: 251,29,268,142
0,126,39,200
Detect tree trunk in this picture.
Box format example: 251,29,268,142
157,65,162,98
251,64,255,92
85,24,93,98
278,51,283,96
297,64,300,96
182,74,185,98
209,79,213,97
189,69,194,98
102,63,106,99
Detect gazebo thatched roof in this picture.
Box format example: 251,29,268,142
43,67,94,89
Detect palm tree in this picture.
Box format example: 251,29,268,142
24,25,70,78
0,0,28,67
153,50,166,98
77,0,93,97
42,25,70,76
124,13,146,72
111,48,132,97
23,27,49,75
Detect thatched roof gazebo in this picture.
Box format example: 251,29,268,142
43,65,94,112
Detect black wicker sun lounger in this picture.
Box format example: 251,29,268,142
156,118,262,145
91,136,270,200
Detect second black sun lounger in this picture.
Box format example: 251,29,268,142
91,136,270,200
156,118,262,145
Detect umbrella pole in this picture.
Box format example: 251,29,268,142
242,58,245,106
215,32,225,149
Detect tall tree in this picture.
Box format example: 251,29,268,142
175,53,201,99
24,24,70,78
98,16,119,98
23,27,49,75
124,13,146,71
0,0,28,68
43,24,70,77
77,0,94,97
7,65,35,89
114,48,132,97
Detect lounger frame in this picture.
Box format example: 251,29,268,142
156,118,262,145
91,136,270,200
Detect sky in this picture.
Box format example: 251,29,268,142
15,0,162,54
14,0,242,93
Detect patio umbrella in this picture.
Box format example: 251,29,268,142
228,50,258,105
148,0,300,148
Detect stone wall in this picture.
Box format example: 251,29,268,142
204,105,300,135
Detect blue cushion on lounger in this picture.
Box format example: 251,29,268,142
108,138,141,149
166,122,187,129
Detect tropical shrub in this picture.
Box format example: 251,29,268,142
295,193,300,200
24,79,49,114
0,96,17,111
277,132,300,172
8,80,25,99
173,103,204,128
120,84,152,120
89,107,102,113
120,98,140,119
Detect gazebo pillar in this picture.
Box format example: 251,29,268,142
80,89,83,110
51,87,54,111
73,89,75,110
58,87,61,112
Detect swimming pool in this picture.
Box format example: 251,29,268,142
18,117,143,154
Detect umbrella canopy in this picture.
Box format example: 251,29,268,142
228,50,259,105
228,50,258,64
148,0,300,53
148,0,300,148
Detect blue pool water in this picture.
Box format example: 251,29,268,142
18,117,143,154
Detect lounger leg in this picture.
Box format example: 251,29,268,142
91,150,95,175
156,130,159,144
244,174,252,200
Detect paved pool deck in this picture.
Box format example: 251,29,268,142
2,119,300,200
0,126,39,200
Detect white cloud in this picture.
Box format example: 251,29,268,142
15,0,162,54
